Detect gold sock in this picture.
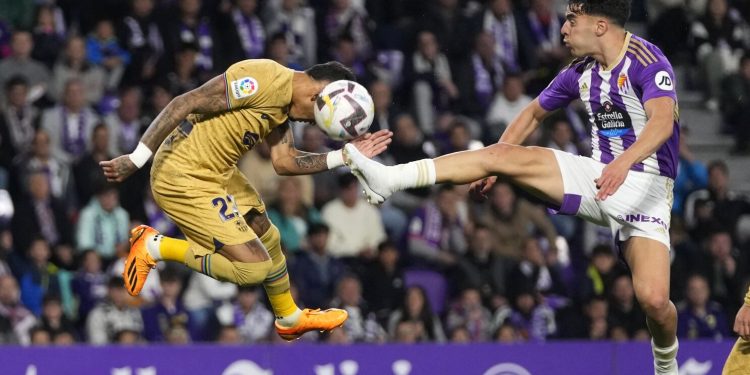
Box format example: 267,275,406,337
159,236,190,262
260,224,299,318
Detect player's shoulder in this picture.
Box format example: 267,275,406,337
626,34,671,69
227,58,288,74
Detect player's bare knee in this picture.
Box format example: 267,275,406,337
481,143,527,176
638,289,671,318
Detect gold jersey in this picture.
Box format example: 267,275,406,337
155,59,294,183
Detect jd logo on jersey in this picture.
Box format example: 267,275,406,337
595,101,632,137
655,71,673,91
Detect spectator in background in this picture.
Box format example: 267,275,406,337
608,274,649,340
457,225,510,309
385,113,434,209
215,325,242,344
321,0,372,61
86,277,143,345
691,229,743,315
474,0,533,73
477,181,558,260
445,288,493,342
439,118,483,155
41,78,100,163
267,176,322,253
31,5,65,70
221,0,265,62
322,173,386,262
29,326,51,345
265,32,303,70
677,274,729,340
10,171,72,255
407,185,468,270
291,223,345,309
387,286,446,343
330,274,386,343
164,42,201,96
407,31,458,135
415,0,472,64
332,34,368,82
163,0,217,75
721,53,750,154
362,241,405,324
141,270,189,342
0,76,39,169
13,129,74,202
221,286,273,343
73,123,112,207
72,250,108,325
521,0,567,93
578,244,625,302
684,160,750,242
105,87,145,156
673,126,709,217
50,36,106,106
368,80,397,133
262,0,317,68
16,238,66,316
86,19,130,92
39,294,75,339
485,73,533,141
689,0,746,110
182,273,237,342
76,183,129,262
494,289,557,342
0,30,50,101
119,0,164,86
507,237,567,301
455,32,504,120
0,275,37,345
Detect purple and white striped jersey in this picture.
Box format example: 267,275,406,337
539,33,680,179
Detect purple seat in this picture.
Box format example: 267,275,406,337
404,269,447,314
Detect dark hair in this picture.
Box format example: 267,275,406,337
568,0,631,27
708,160,729,176
108,276,125,289
5,75,29,91
337,172,359,188
305,61,356,82
307,222,330,236
590,244,614,258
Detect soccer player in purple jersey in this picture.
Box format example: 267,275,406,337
344,0,680,373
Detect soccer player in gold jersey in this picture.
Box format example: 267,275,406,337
100,59,392,340
723,287,750,374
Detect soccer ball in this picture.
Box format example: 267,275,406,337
314,80,374,141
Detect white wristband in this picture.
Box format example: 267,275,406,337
128,142,153,169
326,149,345,170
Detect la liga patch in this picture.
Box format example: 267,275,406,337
231,77,259,99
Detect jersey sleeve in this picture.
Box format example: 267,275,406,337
635,58,677,104
223,59,293,110
538,67,579,111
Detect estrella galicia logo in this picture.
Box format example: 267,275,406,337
242,131,260,148
595,101,632,137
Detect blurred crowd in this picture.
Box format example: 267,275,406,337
0,0,749,346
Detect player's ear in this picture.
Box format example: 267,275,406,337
595,18,608,37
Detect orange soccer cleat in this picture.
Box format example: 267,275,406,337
275,308,348,341
122,225,159,296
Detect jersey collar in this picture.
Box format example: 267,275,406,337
601,31,632,72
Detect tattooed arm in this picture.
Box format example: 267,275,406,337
266,123,393,176
101,75,228,182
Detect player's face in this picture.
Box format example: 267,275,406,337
561,10,597,57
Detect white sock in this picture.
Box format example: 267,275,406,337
276,308,302,327
652,338,679,374
146,234,163,260
394,159,436,190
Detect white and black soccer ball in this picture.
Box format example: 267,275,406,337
313,80,374,141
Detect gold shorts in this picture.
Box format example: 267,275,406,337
151,134,265,257
723,337,750,374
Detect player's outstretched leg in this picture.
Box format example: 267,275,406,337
258,223,347,340
344,142,563,205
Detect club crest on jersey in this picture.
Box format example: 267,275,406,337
595,101,632,137
617,74,630,94
231,77,258,99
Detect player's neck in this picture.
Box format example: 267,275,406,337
594,29,628,70
289,72,316,120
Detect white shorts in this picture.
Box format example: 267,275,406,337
549,149,673,249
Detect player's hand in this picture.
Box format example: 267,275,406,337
469,176,498,201
595,158,630,201
349,129,393,158
100,155,138,183
733,304,750,340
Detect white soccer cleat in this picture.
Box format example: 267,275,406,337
344,143,393,204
